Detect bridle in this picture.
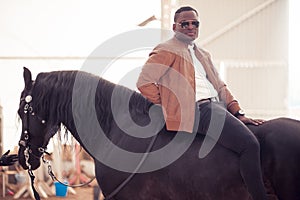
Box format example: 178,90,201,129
18,95,48,162
18,94,49,200
18,93,157,200
18,94,95,200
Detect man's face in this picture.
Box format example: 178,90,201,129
173,10,199,42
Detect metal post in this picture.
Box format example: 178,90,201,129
0,103,3,155
160,0,174,41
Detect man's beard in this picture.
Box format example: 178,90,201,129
174,31,196,44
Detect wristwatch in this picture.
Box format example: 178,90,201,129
234,109,245,117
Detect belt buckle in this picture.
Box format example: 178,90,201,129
210,97,217,102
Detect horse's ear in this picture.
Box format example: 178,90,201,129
23,67,33,90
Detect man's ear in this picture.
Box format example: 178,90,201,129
172,23,176,31
23,67,33,90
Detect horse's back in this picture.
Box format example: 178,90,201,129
250,117,300,200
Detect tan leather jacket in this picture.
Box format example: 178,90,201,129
137,36,241,132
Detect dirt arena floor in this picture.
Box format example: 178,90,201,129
0,147,105,200
1,185,104,200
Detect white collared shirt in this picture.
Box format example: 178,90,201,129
188,44,218,101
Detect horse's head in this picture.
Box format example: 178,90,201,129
17,67,54,170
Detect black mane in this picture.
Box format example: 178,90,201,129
31,70,153,134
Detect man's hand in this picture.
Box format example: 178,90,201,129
238,115,265,126
0,150,18,166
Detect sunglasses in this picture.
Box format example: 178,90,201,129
176,20,200,29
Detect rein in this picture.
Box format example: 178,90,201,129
42,156,96,187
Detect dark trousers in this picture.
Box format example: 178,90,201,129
196,102,266,200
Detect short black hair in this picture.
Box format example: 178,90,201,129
174,6,198,22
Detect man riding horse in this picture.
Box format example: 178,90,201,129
137,6,267,200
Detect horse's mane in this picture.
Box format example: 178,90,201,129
31,70,153,135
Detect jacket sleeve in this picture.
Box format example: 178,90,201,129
205,52,242,115
219,85,242,115
136,48,175,104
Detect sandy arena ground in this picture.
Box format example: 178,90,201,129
0,185,104,200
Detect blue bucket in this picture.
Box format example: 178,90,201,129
54,181,68,197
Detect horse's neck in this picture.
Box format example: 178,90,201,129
52,75,153,152
60,79,114,142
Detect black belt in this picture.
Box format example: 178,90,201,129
197,97,218,105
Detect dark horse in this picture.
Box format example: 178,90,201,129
17,67,300,200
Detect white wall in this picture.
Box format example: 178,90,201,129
0,0,161,150
0,0,161,56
